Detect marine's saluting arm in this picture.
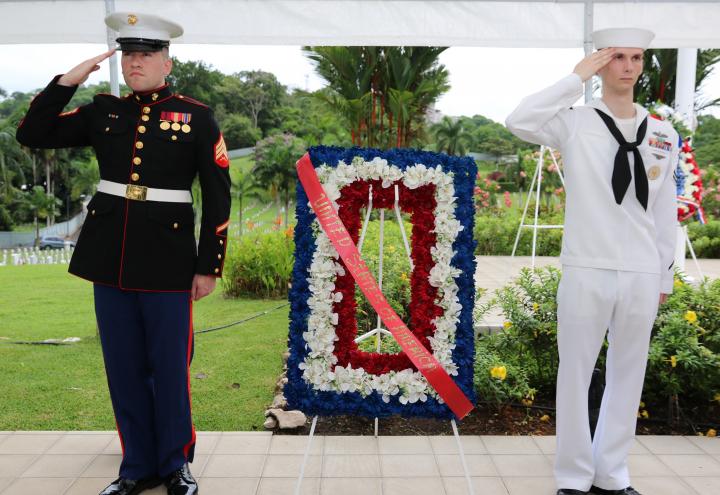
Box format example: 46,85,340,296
195,110,231,278
16,50,115,149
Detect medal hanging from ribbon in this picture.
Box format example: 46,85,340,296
296,153,474,419
159,111,192,134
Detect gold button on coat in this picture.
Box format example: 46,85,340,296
133,157,142,165
219,239,224,245
171,135,177,141
135,141,144,149
91,210,96,215
142,107,151,114
105,127,110,132
217,254,222,259
138,125,146,133
131,173,140,181
173,222,179,229
141,115,150,122
214,268,219,274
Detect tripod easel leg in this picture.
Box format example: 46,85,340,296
294,415,318,495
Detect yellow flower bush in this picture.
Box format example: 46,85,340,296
503,321,512,330
684,310,698,324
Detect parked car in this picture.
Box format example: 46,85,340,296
39,236,76,250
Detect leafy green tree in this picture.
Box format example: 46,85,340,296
220,113,262,149
235,70,287,133
167,58,224,107
275,88,351,146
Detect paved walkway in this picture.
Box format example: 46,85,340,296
0,431,718,494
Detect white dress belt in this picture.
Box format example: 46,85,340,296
96,180,192,203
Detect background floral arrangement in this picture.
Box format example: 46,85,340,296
676,137,706,223
650,103,705,224
286,146,477,418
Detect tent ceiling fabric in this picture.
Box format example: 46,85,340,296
0,1,719,48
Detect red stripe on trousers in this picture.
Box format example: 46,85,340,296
183,296,196,458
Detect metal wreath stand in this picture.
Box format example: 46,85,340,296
511,145,565,268
294,184,475,495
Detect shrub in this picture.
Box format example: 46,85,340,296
222,230,294,298
687,220,720,258
477,267,720,424
473,209,564,256
474,333,536,409
489,267,562,396
643,278,720,420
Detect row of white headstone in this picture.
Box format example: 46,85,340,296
0,246,74,266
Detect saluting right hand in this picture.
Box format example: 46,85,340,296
573,48,617,82
58,49,116,87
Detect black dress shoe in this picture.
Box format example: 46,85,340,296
590,486,641,495
557,490,588,495
164,463,198,495
99,477,162,495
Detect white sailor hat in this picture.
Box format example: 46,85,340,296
105,12,183,52
592,28,655,50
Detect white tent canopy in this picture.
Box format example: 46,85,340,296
1,0,719,48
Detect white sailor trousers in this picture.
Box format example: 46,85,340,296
554,265,660,491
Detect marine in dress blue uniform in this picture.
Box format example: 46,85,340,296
16,12,230,495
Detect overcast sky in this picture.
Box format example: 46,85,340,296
1,44,719,124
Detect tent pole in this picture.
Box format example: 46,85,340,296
583,0,594,103
104,0,119,97
676,48,698,132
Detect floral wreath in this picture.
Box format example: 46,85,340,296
286,146,477,418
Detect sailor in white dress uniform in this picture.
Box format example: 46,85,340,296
505,28,679,495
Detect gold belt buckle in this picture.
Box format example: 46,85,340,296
125,184,148,201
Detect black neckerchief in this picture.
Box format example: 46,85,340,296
594,108,649,210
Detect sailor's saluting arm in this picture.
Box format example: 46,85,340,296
505,48,617,149
16,49,115,149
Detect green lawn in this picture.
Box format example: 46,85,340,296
0,264,289,431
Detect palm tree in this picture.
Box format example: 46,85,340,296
432,117,473,156
635,48,720,110
0,130,29,199
27,185,60,245
253,133,306,227
230,168,259,236
303,46,450,149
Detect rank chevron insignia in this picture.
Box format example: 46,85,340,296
214,134,229,168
